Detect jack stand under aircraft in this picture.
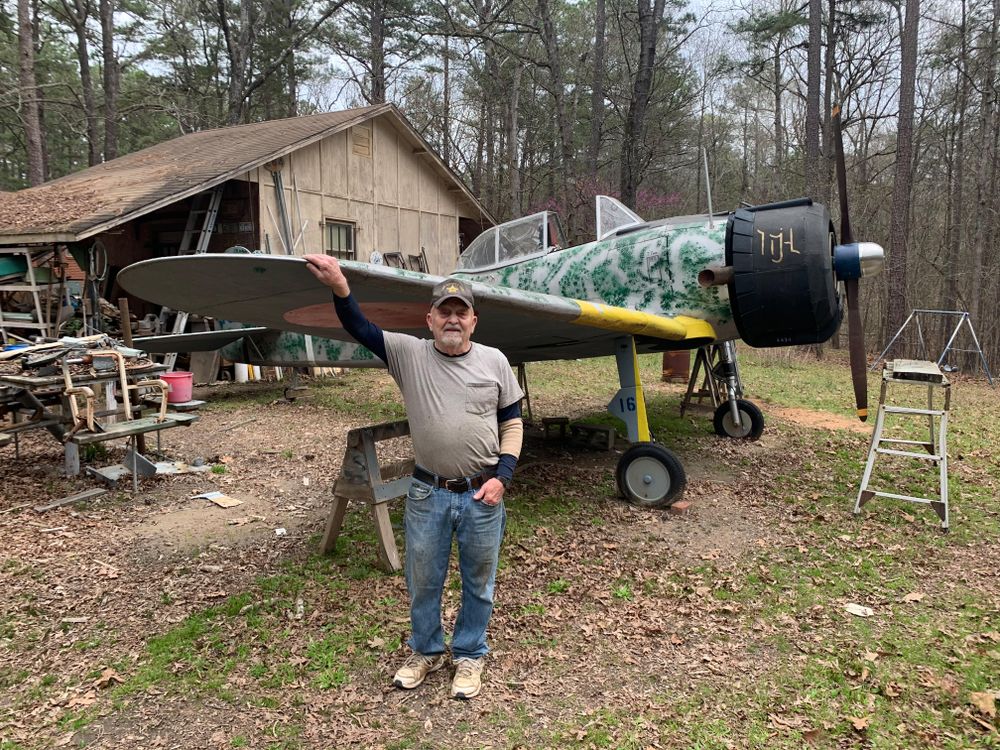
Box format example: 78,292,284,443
679,343,764,441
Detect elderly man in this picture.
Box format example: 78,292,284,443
304,254,524,700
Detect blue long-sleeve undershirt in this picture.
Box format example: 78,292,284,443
333,292,387,362
331,292,521,482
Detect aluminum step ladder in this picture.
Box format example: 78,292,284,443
854,359,952,530
161,186,224,371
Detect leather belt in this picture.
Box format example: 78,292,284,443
413,466,492,493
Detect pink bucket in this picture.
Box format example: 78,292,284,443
161,371,193,404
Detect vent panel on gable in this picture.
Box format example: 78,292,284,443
352,126,372,158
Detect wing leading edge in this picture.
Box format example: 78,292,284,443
117,255,716,365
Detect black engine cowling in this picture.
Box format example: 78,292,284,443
725,199,842,347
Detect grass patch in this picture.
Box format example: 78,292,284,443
33,354,996,748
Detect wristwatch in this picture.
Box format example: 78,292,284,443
496,475,511,489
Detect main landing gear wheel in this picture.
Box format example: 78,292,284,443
615,443,686,509
713,399,765,441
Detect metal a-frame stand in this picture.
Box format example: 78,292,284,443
679,343,743,416
871,309,993,385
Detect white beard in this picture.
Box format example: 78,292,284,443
438,330,465,348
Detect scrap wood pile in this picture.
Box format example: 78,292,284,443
0,335,166,443
0,335,153,378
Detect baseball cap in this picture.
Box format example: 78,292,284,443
431,278,475,309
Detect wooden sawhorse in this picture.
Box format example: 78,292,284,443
321,420,414,571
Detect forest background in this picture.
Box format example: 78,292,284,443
1,0,998,369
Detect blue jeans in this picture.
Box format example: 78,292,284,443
404,478,506,659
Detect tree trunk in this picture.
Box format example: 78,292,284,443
823,0,836,209
508,64,523,217
943,0,969,346
620,0,666,208
885,0,920,343
537,0,576,231
100,0,120,158
588,0,606,177
368,0,386,103
220,0,252,124
471,98,486,197
695,71,706,212
285,0,298,117
968,0,998,329
805,0,822,202
61,0,100,165
772,41,783,169
442,36,451,166
17,0,44,185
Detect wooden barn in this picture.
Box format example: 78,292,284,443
0,103,495,341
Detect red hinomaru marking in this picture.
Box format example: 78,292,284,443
284,301,429,329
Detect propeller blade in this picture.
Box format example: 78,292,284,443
832,104,854,245
834,103,867,421
845,278,868,421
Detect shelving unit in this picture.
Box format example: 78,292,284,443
0,247,55,342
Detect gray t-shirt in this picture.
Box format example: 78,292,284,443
383,332,524,478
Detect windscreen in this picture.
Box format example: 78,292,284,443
596,196,644,241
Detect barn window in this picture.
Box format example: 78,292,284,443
324,220,356,260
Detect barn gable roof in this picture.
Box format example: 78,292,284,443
0,104,492,244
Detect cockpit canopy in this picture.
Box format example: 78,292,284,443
456,196,645,272
456,211,565,271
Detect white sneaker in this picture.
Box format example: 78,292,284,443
450,657,484,699
393,652,446,689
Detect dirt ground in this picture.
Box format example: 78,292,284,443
1,371,995,749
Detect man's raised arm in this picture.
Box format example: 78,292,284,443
304,253,387,362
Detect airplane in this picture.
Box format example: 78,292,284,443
120,189,884,510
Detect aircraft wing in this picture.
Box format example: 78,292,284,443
118,255,716,363
133,327,269,353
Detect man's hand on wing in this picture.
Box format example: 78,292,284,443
304,253,351,297
474,478,505,506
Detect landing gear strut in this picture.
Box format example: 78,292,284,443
608,337,686,508
684,341,764,441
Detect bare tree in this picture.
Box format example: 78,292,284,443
805,0,821,201
885,0,920,340
50,0,101,164
99,0,120,159
968,0,999,329
17,0,45,184
620,0,666,208
588,0,606,176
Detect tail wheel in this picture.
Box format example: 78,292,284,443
615,443,686,509
713,399,765,441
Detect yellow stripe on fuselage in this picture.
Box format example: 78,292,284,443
572,301,716,342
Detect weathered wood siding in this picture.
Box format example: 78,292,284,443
250,113,473,275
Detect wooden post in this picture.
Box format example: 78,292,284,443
117,298,133,346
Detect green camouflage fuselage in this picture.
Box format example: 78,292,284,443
219,217,737,367
456,219,735,338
